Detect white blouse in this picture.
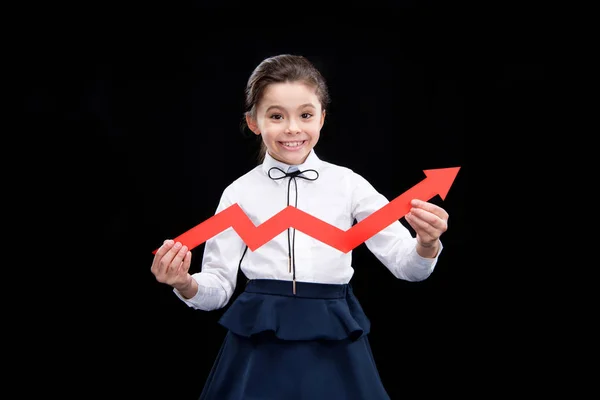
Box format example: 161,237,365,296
175,150,442,311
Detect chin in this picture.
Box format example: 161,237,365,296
275,152,308,165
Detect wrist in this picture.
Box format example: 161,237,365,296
416,238,440,258
417,238,436,248
174,275,193,292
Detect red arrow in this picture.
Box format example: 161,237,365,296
152,167,460,254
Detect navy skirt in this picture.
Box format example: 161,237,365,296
199,279,390,400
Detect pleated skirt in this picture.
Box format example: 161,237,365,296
199,279,390,400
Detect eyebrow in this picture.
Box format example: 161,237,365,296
265,103,317,113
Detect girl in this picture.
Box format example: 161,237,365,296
151,54,449,400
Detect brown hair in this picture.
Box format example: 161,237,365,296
241,54,331,163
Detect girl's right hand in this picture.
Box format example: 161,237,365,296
150,239,192,290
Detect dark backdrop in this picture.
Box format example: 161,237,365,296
120,36,466,399
21,9,551,399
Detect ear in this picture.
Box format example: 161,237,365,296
320,110,326,129
246,114,260,136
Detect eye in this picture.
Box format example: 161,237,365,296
301,113,313,119
269,114,283,120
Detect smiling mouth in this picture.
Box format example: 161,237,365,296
278,140,307,149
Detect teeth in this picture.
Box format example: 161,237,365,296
281,141,304,147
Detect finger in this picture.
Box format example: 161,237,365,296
405,212,426,234
156,241,183,275
406,212,443,239
409,207,446,231
168,243,189,274
182,251,192,274
410,199,449,220
151,239,174,273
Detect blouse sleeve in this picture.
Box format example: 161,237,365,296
350,172,442,281
173,186,246,311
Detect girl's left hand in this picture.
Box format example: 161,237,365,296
405,199,449,247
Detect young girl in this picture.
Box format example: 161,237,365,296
151,54,450,400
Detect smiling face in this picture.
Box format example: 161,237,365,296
246,81,326,165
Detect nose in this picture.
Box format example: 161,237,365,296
285,118,301,134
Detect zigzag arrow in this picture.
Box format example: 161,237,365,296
152,167,460,254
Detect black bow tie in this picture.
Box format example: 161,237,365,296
267,166,319,181
267,166,319,295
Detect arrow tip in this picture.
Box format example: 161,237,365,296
422,166,461,200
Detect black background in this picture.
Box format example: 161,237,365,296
20,7,552,399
